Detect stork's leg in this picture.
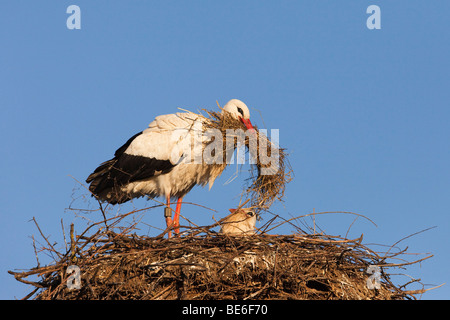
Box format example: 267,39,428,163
173,197,183,236
164,196,173,238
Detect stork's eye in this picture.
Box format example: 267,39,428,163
237,107,244,117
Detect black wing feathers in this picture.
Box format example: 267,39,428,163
86,132,175,204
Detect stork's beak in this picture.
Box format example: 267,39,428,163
240,118,254,132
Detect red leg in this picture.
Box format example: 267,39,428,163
164,196,173,238
173,197,183,236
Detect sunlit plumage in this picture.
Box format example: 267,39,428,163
86,99,254,237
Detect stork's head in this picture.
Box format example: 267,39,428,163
228,208,255,217
220,208,257,235
222,99,254,131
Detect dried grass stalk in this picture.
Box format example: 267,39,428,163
201,108,293,212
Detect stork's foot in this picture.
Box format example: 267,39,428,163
173,221,180,237
173,197,182,237
165,218,180,238
164,197,182,238
165,216,173,238
164,206,173,238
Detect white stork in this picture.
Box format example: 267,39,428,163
220,208,257,236
86,99,254,237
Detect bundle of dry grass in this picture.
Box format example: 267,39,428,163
9,208,434,300
201,107,292,212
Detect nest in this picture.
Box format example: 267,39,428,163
9,208,434,300
201,107,293,212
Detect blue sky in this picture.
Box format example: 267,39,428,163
1,1,449,299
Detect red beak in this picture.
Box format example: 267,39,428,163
240,118,254,131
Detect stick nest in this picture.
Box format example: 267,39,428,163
9,208,433,300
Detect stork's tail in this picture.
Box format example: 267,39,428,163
86,159,132,204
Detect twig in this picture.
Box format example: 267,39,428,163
383,226,437,259
30,217,63,260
